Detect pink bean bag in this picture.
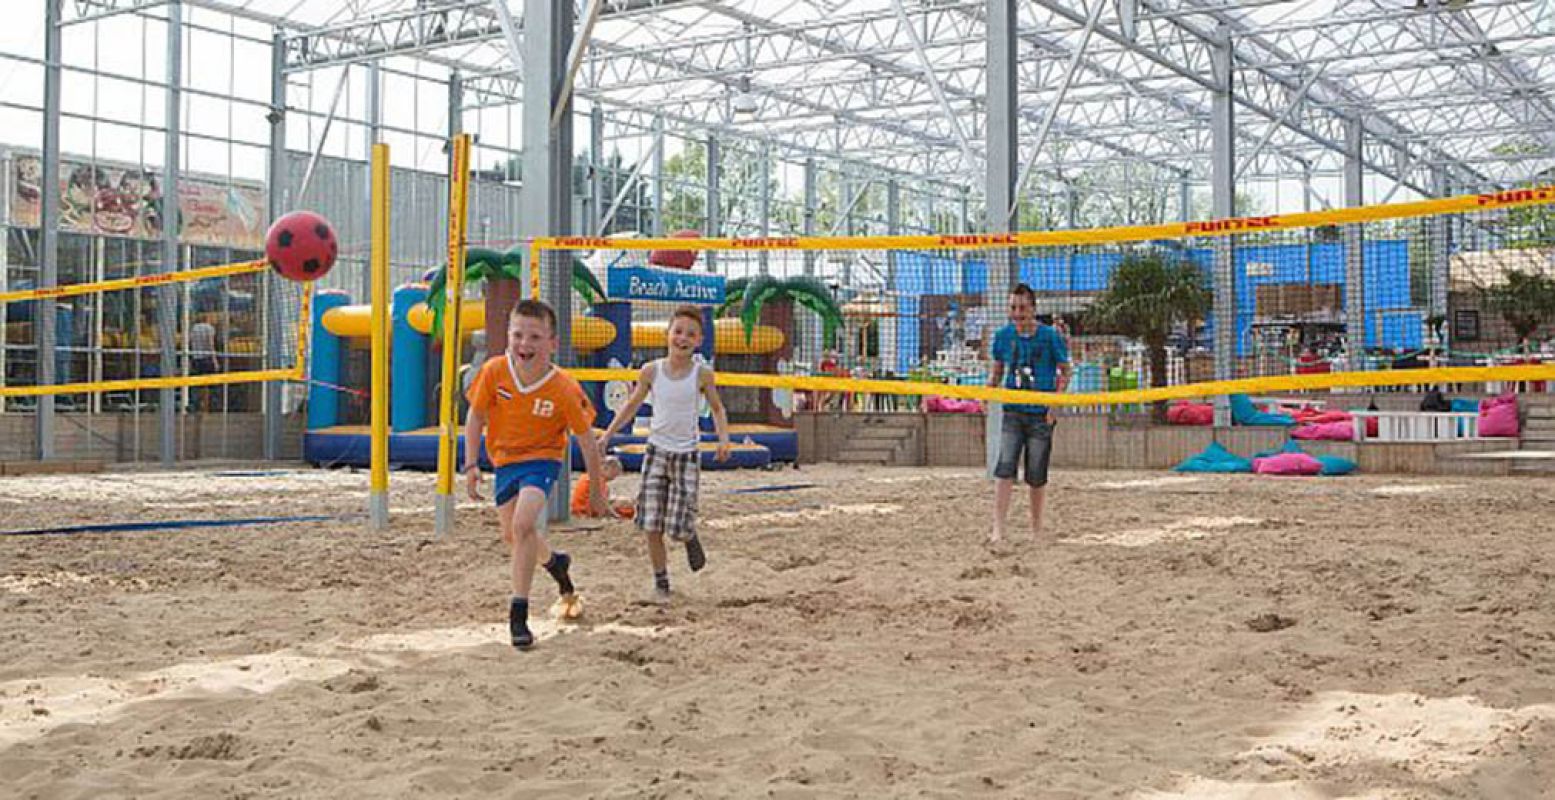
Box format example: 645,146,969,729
1291,420,1356,441
1166,401,1214,426
1252,452,1325,475
925,396,980,413
1479,393,1520,437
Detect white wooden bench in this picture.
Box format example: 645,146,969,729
1350,410,1481,443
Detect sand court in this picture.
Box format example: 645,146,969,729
2,464,1552,797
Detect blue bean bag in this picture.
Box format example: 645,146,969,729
1230,393,1295,426
1315,454,1358,476
1451,398,1480,413
1174,441,1253,474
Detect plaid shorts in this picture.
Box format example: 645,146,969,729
635,444,700,542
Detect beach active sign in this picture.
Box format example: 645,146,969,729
608,265,725,305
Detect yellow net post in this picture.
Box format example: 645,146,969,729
368,143,391,531
434,133,472,539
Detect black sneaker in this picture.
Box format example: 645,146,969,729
685,536,707,572
545,551,575,596
509,602,534,650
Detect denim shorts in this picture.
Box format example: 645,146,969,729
494,459,561,507
993,409,1055,487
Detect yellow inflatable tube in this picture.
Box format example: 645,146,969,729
633,318,785,355
321,302,785,354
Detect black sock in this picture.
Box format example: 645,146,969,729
544,552,575,596
654,569,670,593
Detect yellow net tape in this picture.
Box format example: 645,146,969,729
533,185,1555,259
0,259,267,304
538,183,1555,407
568,364,1555,407
1,256,309,398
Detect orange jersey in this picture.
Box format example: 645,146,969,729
468,357,594,467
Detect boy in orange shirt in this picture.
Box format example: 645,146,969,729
570,454,636,519
464,299,611,650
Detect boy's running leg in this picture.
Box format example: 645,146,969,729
507,487,550,649
646,531,671,603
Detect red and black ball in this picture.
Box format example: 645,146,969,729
266,210,338,282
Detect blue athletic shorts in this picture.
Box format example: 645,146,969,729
494,460,561,507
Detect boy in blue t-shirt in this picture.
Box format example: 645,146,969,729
987,283,1070,544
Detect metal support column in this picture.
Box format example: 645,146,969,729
158,0,183,465
589,105,604,234
651,114,665,236
448,71,464,138
758,142,770,275
1344,116,1366,369
1430,168,1450,358
37,0,63,460
886,179,900,349
705,136,720,273
1179,177,1192,222
521,0,575,523
985,0,1018,475
802,157,816,275
264,29,286,460
1210,23,1237,426
363,62,381,302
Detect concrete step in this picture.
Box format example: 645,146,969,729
837,443,898,457
855,422,921,434
849,429,913,443
834,450,894,465
855,414,919,425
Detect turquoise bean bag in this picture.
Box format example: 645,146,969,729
1174,441,1253,474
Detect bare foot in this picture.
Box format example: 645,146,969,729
988,526,1006,545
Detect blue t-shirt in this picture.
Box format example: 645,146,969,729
991,323,1069,415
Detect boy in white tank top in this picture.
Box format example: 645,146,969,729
598,306,732,603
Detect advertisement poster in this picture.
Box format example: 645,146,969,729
10,153,265,249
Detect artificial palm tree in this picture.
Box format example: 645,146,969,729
717,274,844,348
424,248,607,337
1085,251,1212,422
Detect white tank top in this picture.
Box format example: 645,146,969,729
647,358,702,453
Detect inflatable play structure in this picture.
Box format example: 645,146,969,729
301,246,800,470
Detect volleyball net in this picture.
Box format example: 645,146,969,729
534,186,1555,411
0,257,309,411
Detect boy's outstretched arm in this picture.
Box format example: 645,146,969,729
463,405,486,501
575,426,613,516
597,363,656,445
700,367,732,462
